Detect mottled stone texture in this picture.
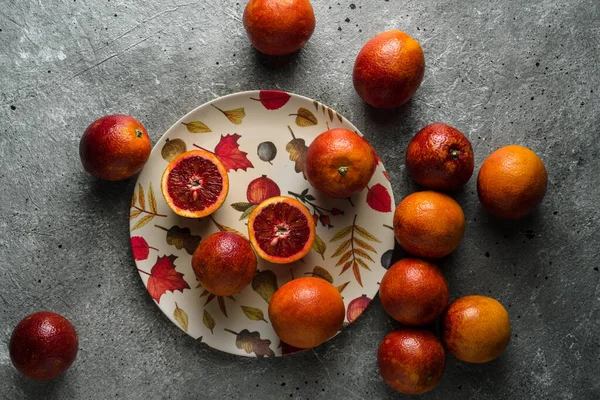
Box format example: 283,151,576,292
0,0,598,399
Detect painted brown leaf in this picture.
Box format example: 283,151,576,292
285,127,308,177
311,266,333,283
182,121,211,133
327,107,334,122
352,261,363,287
138,183,146,210
173,303,189,332
313,100,319,111
353,237,377,253
251,90,291,110
157,225,201,255
336,112,343,123
330,226,352,242
340,260,353,274
331,239,351,258
252,269,278,303
218,296,228,317
354,225,382,243
240,306,268,323
147,183,158,214
214,134,254,172
291,107,318,127
335,250,353,267
131,214,154,231
210,216,246,237
354,249,375,262
131,236,157,261
203,309,215,334
355,257,371,270
226,329,275,357
143,255,190,303
311,234,326,260
336,281,350,293
366,184,392,213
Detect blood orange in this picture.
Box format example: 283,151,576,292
248,196,315,264
161,149,229,218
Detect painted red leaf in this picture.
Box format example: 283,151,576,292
214,134,254,172
145,255,190,303
131,236,150,261
253,90,291,110
366,184,392,213
382,170,390,182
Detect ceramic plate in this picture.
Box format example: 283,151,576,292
130,90,395,357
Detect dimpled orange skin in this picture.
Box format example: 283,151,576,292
379,258,449,326
268,277,345,349
442,295,511,363
393,191,465,258
243,0,316,56
353,30,425,109
191,232,257,296
79,114,151,181
477,145,547,219
406,123,475,191
377,329,445,395
305,128,376,198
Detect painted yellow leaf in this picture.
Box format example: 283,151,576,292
311,234,326,260
336,281,350,293
131,190,137,207
138,183,145,210
252,270,278,303
129,208,142,220
355,257,371,270
331,239,351,258
182,121,211,133
354,225,382,242
291,107,318,127
148,182,157,214
241,306,267,323
212,104,245,125
173,303,189,332
312,266,333,283
131,214,154,231
353,237,377,253
203,309,215,334
210,216,245,237
354,248,375,262
330,226,352,242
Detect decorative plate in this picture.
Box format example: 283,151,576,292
130,90,395,357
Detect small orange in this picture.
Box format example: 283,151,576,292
243,0,316,56
305,128,376,198
393,191,465,258
441,295,511,363
353,30,425,109
477,145,547,219
379,258,449,326
268,277,345,349
248,196,315,264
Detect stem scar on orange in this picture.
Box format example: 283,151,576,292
248,196,315,264
161,149,229,218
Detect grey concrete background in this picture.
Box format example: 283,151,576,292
0,0,598,398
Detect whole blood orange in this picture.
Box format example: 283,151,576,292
9,311,78,380
377,328,445,395
353,30,425,109
243,0,316,56
79,114,151,181
248,196,315,264
305,128,376,198
406,123,474,191
161,149,229,218
442,295,511,363
268,277,345,349
379,258,449,326
192,231,257,296
477,145,547,219
393,191,465,258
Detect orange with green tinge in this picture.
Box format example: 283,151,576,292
243,0,315,56
477,145,547,219
353,30,425,109
393,191,465,258
268,277,345,349
442,295,511,363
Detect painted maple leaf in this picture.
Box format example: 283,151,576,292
141,255,190,303
214,134,254,172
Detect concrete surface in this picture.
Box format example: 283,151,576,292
1,0,599,399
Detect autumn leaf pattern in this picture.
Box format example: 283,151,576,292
130,91,394,356
137,255,190,303
330,215,381,287
131,183,167,230
194,133,254,172
225,329,275,357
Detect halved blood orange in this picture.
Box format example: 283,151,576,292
248,196,316,264
161,149,229,218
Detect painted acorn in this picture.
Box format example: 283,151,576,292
257,141,277,164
